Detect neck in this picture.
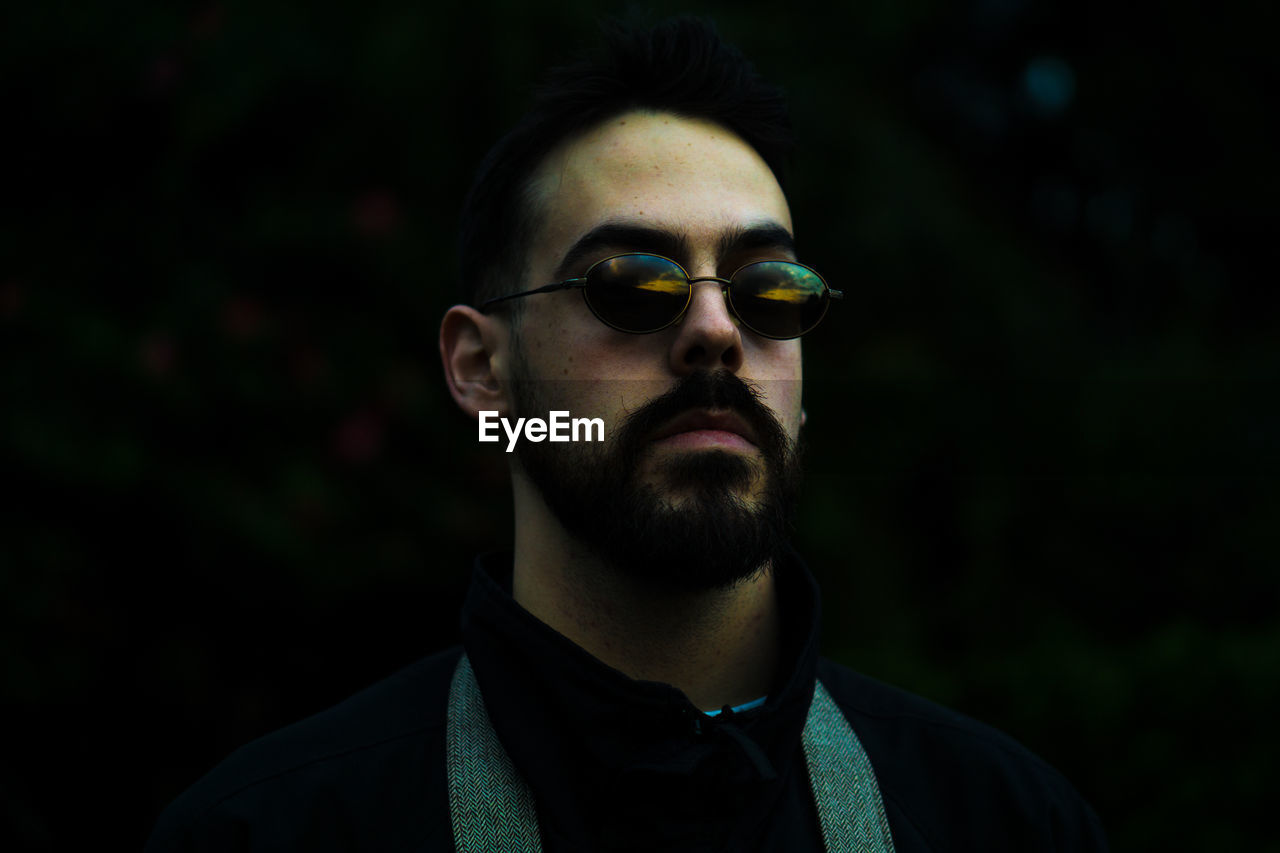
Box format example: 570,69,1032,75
511,485,781,711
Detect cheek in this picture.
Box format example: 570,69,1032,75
772,387,805,440
515,307,594,379
748,345,804,431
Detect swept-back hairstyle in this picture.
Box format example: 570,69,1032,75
457,16,793,308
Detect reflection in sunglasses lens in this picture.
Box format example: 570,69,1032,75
589,256,689,333
731,262,826,339
584,254,828,339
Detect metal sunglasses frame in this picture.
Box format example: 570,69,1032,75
479,252,842,340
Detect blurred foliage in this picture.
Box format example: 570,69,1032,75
2,0,1276,850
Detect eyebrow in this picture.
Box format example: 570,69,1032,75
716,223,796,260
554,223,686,280
553,220,796,281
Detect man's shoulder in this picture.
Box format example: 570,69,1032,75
205,646,463,783
146,646,463,852
816,658,1108,852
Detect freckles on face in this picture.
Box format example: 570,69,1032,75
528,113,794,269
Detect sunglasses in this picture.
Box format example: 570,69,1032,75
480,252,841,340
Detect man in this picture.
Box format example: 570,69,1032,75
148,18,1107,852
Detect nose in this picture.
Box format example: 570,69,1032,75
668,277,744,374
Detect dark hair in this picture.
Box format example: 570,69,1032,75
457,16,793,308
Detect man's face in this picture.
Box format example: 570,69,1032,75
502,111,805,589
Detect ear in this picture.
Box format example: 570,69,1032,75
800,407,808,430
439,305,511,419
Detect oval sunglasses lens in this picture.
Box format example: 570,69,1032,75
729,262,829,339
585,254,690,333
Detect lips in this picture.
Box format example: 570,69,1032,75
650,409,761,452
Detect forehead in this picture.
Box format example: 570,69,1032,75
525,111,793,271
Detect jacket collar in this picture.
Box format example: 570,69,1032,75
461,550,822,851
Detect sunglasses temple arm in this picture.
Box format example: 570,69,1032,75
478,280,586,311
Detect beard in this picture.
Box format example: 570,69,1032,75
510,366,803,592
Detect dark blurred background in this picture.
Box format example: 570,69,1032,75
3,1,1276,850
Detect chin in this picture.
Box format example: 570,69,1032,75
644,448,766,503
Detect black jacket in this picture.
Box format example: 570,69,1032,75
147,553,1108,851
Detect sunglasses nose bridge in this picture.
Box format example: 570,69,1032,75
684,276,733,313
675,276,738,330
685,275,732,289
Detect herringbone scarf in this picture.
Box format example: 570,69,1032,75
447,654,895,852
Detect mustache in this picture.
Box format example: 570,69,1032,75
610,370,791,465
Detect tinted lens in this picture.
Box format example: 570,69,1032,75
728,261,830,339
583,254,690,333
